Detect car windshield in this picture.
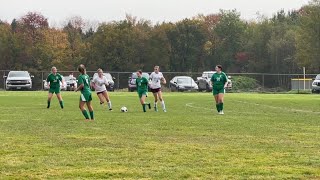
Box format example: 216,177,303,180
8,71,29,77
316,75,320,80
177,78,194,85
132,73,149,79
93,73,112,80
64,76,75,81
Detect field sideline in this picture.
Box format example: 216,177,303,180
0,91,320,179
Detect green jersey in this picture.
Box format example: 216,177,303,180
47,73,62,89
136,77,149,93
211,72,228,90
77,74,91,94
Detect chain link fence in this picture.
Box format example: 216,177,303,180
0,70,318,92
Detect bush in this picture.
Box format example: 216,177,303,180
231,76,260,91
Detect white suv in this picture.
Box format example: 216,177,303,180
4,71,33,90
312,74,320,94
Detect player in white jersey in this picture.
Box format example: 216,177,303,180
91,69,112,111
149,66,167,112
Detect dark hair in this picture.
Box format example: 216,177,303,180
137,70,142,74
216,65,222,71
78,64,86,74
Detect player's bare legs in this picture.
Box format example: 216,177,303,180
102,91,112,110
214,95,219,113
86,101,94,120
79,101,90,121
153,92,158,111
218,93,224,114
47,93,53,108
56,93,64,109
158,91,166,112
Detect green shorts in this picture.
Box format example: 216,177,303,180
213,88,225,96
80,93,92,102
138,91,148,98
49,88,61,94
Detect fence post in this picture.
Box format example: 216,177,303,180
117,73,120,90
3,71,5,91
262,74,265,91
41,72,44,91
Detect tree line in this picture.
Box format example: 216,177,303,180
0,0,320,74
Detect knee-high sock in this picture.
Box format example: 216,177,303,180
82,110,89,119
161,101,166,110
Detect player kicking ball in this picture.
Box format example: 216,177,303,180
75,64,94,121
211,65,229,115
149,66,167,112
46,66,65,109
91,68,112,111
136,70,151,112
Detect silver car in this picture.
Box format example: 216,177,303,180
4,71,33,90
169,76,199,92
312,74,320,93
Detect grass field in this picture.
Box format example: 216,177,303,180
0,91,320,179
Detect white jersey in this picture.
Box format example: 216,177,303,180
149,72,164,89
93,76,109,92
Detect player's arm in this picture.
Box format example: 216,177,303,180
104,77,109,86
75,77,84,92
161,77,166,85
223,73,228,88
60,74,65,88
91,78,96,89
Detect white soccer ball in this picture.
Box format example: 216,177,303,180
120,106,128,112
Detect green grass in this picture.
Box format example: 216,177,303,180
0,91,320,179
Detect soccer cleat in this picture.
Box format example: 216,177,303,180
163,109,167,113
220,111,224,115
154,106,158,112
148,103,151,109
109,108,113,111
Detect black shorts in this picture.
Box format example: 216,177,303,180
151,88,161,93
97,90,106,95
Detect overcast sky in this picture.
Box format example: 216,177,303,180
0,0,310,26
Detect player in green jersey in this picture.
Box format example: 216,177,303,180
75,64,94,121
136,70,151,112
46,67,65,109
211,65,229,115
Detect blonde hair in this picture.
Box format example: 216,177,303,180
51,66,57,71
97,68,103,73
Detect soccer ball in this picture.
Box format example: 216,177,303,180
120,106,128,112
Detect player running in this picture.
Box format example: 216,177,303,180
75,64,94,121
211,65,229,115
46,66,65,109
136,70,151,112
91,68,112,111
149,66,167,112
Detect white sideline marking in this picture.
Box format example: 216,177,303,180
235,100,320,114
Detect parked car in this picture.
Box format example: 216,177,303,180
4,71,33,90
43,76,67,91
128,72,150,92
169,76,198,92
196,71,232,92
312,74,320,93
64,76,77,91
91,73,115,91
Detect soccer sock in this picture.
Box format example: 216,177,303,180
82,110,89,119
142,104,146,112
216,104,219,112
220,103,224,111
59,101,64,109
107,101,112,109
154,102,157,108
161,101,166,110
47,100,51,108
89,111,94,120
